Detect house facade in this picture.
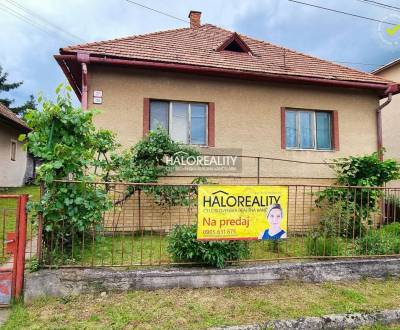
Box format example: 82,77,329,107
0,103,30,187
373,58,400,163
55,11,399,185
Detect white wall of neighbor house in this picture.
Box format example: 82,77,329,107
375,64,400,163
0,122,27,187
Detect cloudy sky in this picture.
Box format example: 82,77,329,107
0,0,399,107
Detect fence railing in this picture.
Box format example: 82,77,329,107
37,181,400,268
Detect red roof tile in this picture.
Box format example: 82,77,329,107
60,24,394,87
0,103,30,132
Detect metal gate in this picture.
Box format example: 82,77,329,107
0,194,28,305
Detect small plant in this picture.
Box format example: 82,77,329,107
167,224,250,268
27,257,40,273
305,233,344,257
355,223,400,255
317,200,356,238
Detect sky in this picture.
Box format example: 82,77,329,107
0,0,400,107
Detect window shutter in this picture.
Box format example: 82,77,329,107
143,98,150,136
208,102,215,147
281,107,286,149
332,110,339,151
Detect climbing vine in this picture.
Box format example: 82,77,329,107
23,85,208,258
22,84,117,251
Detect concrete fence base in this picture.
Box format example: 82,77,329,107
24,258,400,303
211,309,400,330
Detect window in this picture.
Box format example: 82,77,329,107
285,109,332,150
10,141,17,161
150,100,208,145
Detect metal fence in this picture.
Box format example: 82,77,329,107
37,181,400,268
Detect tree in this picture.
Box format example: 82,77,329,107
0,65,36,116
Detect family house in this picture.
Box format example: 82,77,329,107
55,11,399,185
0,103,30,187
373,58,400,163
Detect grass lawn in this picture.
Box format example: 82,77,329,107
46,234,318,267
4,278,400,329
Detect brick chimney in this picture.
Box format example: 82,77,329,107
188,10,201,28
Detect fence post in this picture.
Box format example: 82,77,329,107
15,194,28,299
36,182,44,264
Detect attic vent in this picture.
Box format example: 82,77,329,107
217,33,252,55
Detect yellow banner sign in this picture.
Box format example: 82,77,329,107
197,185,288,241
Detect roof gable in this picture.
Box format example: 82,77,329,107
216,33,252,55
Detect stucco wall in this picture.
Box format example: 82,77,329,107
0,122,27,187
375,64,400,162
87,65,379,180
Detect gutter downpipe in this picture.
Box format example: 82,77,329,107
376,84,398,161
77,52,90,110
376,84,397,227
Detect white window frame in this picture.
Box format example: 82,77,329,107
286,109,332,151
151,100,208,146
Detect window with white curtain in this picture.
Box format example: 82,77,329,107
285,109,332,150
150,100,207,145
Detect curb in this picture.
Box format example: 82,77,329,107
210,309,400,329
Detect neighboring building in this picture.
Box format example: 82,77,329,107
373,58,400,163
55,11,399,184
0,103,31,187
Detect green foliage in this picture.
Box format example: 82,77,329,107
315,152,400,238
167,224,250,268
305,233,345,257
316,199,365,238
115,127,199,183
23,84,116,253
28,257,40,273
355,223,400,255
114,128,208,207
329,152,399,187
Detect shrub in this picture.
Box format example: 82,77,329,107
355,223,400,255
305,233,344,257
318,200,356,238
315,152,400,238
167,224,250,268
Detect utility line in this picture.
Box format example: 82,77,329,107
121,0,384,69
4,0,85,43
0,3,55,37
124,0,189,23
356,0,400,12
287,0,398,26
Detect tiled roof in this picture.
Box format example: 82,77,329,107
0,103,30,132
61,24,393,86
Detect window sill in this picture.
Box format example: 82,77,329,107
285,148,335,152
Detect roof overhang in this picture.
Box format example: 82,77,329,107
372,58,400,75
0,115,30,133
55,53,400,100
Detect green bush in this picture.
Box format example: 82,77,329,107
318,200,357,238
305,233,344,257
356,223,400,255
167,224,250,268
315,152,400,239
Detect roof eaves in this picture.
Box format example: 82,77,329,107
372,58,400,75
